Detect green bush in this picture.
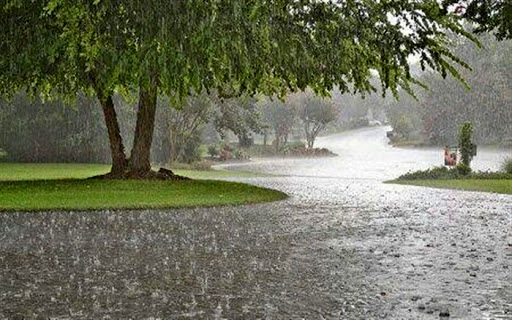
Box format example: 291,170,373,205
458,122,474,167
397,166,457,180
394,115,413,138
192,160,213,171
397,166,512,181
502,158,512,174
207,145,219,158
177,132,203,164
282,141,306,155
456,162,472,176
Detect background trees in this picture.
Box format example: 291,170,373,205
153,92,214,165
385,33,512,145
213,95,263,149
291,92,337,149
260,97,296,152
0,92,110,163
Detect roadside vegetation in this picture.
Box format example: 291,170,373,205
390,123,512,195
393,179,512,195
389,167,512,195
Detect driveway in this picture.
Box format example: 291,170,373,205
1,127,511,319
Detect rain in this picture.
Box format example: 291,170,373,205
1,1,512,319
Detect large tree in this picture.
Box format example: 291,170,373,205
1,0,476,178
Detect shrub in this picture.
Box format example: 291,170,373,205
397,166,457,180
234,149,249,160
207,145,219,158
502,157,512,174
192,160,213,171
458,122,474,167
456,162,472,176
282,141,306,155
397,166,512,181
177,132,203,164
394,115,413,138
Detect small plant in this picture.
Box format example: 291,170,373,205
397,166,457,180
192,160,213,171
458,122,474,168
207,145,219,158
502,157,512,174
456,162,472,176
234,149,249,160
394,115,413,138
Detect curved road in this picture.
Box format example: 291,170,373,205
1,127,511,319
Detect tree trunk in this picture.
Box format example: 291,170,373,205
130,73,158,174
98,94,127,175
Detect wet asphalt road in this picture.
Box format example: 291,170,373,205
1,127,511,319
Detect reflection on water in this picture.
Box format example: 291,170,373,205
220,126,511,180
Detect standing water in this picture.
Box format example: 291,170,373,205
1,126,511,319
220,126,511,180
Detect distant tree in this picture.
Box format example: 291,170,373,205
294,92,337,149
153,92,213,164
421,33,512,144
261,97,296,152
214,94,263,148
385,33,512,145
0,92,110,163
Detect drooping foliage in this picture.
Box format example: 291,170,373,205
458,0,512,40
1,0,478,176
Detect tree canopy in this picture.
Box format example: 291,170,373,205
458,0,512,40
1,0,478,177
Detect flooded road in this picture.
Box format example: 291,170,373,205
1,127,511,319
225,126,511,180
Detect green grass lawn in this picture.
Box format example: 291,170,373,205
0,163,266,181
392,179,512,195
0,163,286,211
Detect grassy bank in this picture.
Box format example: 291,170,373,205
392,179,512,195
0,163,265,181
388,166,512,195
0,163,286,211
